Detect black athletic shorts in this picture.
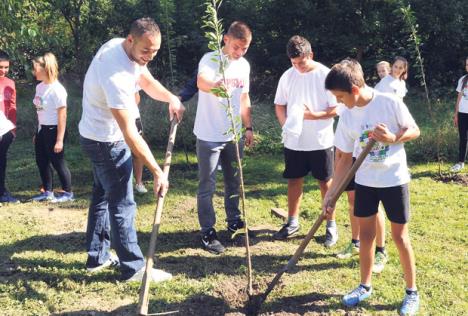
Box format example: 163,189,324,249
283,147,334,181
354,183,410,224
135,118,143,135
344,157,356,192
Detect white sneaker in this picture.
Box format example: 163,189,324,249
87,253,120,273
125,267,172,283
450,162,464,173
135,183,148,194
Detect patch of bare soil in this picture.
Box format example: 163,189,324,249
214,277,250,309
434,173,468,186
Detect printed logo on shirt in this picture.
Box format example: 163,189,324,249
224,78,245,90
359,126,389,163
33,95,46,111
463,86,468,100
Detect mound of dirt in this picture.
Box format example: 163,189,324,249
434,173,468,186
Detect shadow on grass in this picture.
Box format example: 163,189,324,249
0,229,349,284
50,294,236,315
261,291,397,315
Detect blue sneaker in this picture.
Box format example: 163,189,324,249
0,191,19,203
31,191,54,202
343,284,372,307
399,292,419,315
51,191,74,203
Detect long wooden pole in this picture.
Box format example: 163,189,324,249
137,119,178,315
250,139,377,315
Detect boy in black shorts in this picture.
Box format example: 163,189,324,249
323,59,420,316
273,35,338,246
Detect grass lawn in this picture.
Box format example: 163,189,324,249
0,137,466,315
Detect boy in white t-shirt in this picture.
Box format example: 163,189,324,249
194,21,254,255
273,35,338,246
323,59,420,316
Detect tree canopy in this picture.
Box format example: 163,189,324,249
1,0,467,95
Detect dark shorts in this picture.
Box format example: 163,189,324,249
344,157,356,192
135,118,143,135
354,183,410,224
283,147,334,181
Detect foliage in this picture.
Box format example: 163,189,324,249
1,0,467,92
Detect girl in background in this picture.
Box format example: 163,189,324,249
375,56,408,99
31,52,73,202
451,57,468,172
376,61,391,80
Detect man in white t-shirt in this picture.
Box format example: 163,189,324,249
195,21,254,254
79,17,184,282
323,59,420,315
273,35,339,246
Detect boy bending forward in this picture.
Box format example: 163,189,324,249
323,59,420,316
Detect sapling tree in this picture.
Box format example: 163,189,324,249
400,2,444,172
202,0,254,295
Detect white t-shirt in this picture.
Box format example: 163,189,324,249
129,85,142,120
79,38,145,142
456,75,468,113
33,81,67,126
0,111,14,136
334,91,416,188
274,62,337,151
194,51,250,142
375,74,407,99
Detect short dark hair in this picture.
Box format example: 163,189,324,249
286,35,312,59
226,21,252,41
130,17,160,38
0,50,10,62
325,58,365,93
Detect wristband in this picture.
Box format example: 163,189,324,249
245,127,253,131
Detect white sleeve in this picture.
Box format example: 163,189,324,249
274,74,287,105
198,53,217,79
53,85,68,109
394,99,416,128
242,62,250,93
326,89,338,107
375,77,391,93
98,63,136,110
334,114,355,153
456,76,465,93
335,104,347,116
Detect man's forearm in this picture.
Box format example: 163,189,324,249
112,108,163,178
304,106,337,120
241,93,252,127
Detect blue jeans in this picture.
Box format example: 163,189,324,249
196,139,243,233
80,136,144,279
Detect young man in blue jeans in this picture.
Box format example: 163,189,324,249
79,17,184,281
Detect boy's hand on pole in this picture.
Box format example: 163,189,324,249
373,123,397,144
322,192,335,219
